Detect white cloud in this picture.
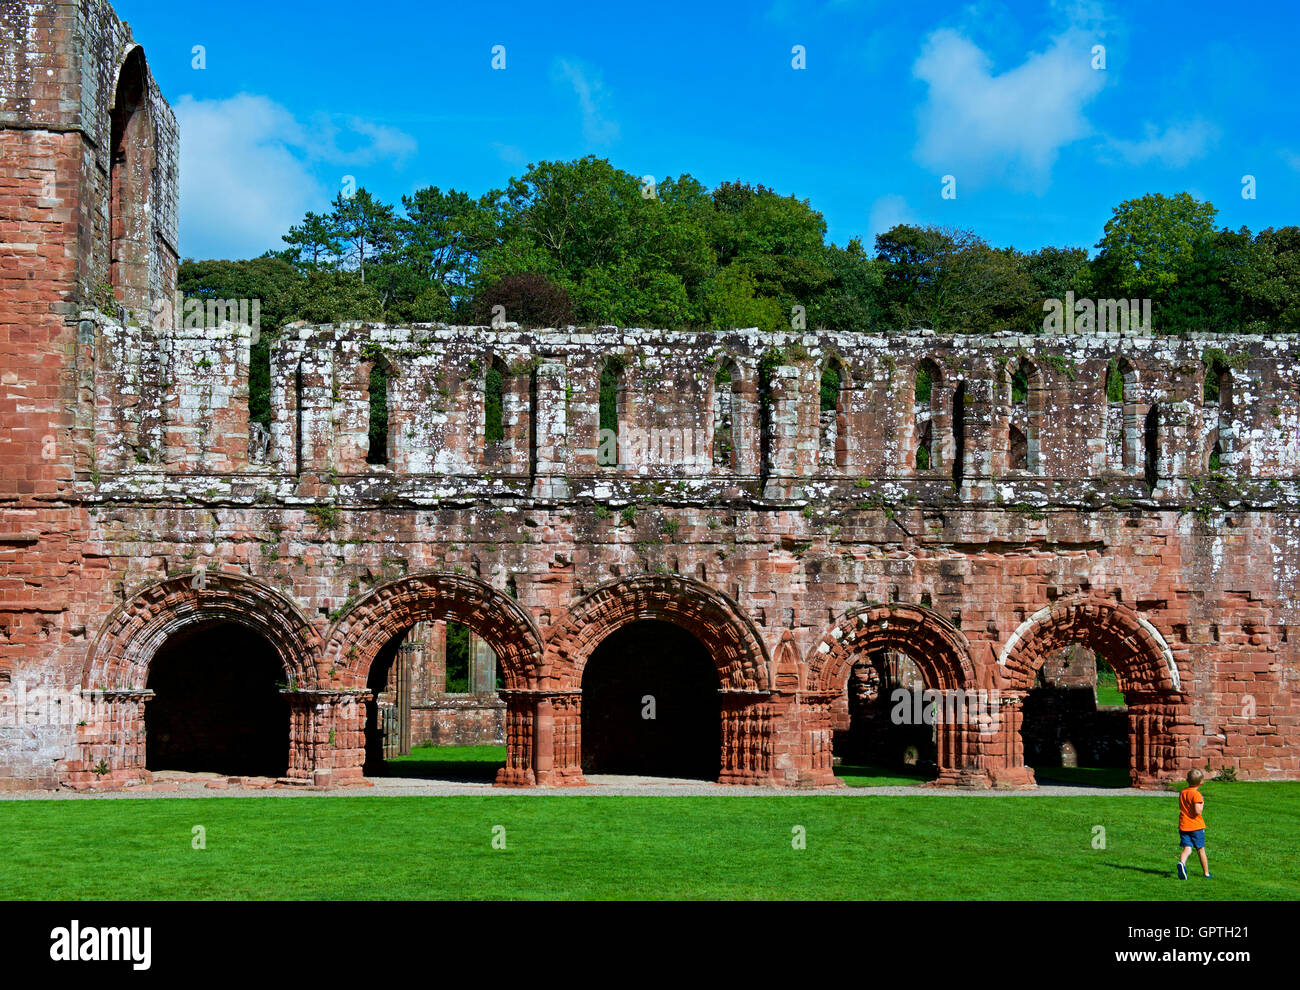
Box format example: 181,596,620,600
1106,120,1218,167
174,93,417,260
551,58,620,146
867,194,915,239
911,26,1106,192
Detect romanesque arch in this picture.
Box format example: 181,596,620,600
801,603,985,787
998,597,1180,694
322,571,544,690
65,572,321,789
542,574,770,691
536,574,770,785
807,602,976,693
998,596,1189,787
83,571,321,690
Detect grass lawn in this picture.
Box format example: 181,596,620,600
1096,670,1125,707
2,783,1296,900
385,744,505,782
1030,766,1132,788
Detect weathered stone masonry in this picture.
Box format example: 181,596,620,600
1,0,1297,791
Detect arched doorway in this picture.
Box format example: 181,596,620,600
544,575,770,785
840,649,938,781
71,574,321,789
805,604,986,787
145,621,288,777
323,572,544,785
999,598,1189,788
580,620,720,779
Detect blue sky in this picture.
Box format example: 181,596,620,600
114,0,1300,261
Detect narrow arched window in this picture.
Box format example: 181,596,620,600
367,361,389,465
1144,404,1160,490
1105,358,1138,471
758,349,778,480
713,362,735,470
597,359,621,467
915,360,940,471
952,380,966,488
1009,359,1040,474
819,362,840,469
484,358,505,449
108,48,153,315
1203,354,1231,472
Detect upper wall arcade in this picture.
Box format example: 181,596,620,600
86,319,1300,505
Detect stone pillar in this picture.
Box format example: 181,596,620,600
973,692,1036,789
59,688,154,790
531,359,569,499
931,688,1002,788
786,690,843,788
496,689,586,787
762,364,803,499
285,688,370,787
1128,694,1191,788
497,690,536,786
719,690,780,786
547,691,585,785
469,633,497,694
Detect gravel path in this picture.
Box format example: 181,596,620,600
0,772,1174,801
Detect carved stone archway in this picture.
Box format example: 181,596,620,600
322,572,545,786
541,575,772,785
998,597,1190,788
66,572,321,789
802,604,991,787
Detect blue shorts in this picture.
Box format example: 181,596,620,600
1179,829,1206,849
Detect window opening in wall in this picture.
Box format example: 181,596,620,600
367,362,389,465
598,359,621,466
713,363,734,469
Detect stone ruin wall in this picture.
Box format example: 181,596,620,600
0,0,1297,791
1,319,1298,787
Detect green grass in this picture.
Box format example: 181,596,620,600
1032,766,1132,789
384,744,505,782
2,783,1296,900
834,763,930,787
1096,669,1125,706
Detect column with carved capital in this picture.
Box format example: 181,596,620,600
284,688,370,787
1128,693,1191,788
719,690,779,786
58,688,155,790
787,690,843,788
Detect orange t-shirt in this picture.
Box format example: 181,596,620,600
1179,786,1205,831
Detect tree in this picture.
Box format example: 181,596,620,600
875,225,1037,333
328,188,398,284
1095,192,1219,298
280,211,339,269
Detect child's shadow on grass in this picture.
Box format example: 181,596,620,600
1104,863,1171,878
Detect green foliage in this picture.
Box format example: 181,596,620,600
1095,192,1219,297
599,360,620,434
876,225,1038,334
484,365,504,445
186,169,1299,353
445,622,470,692
819,363,840,412
367,364,389,463
1105,359,1124,402
915,362,933,404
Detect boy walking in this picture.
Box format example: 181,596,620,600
1177,768,1213,879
